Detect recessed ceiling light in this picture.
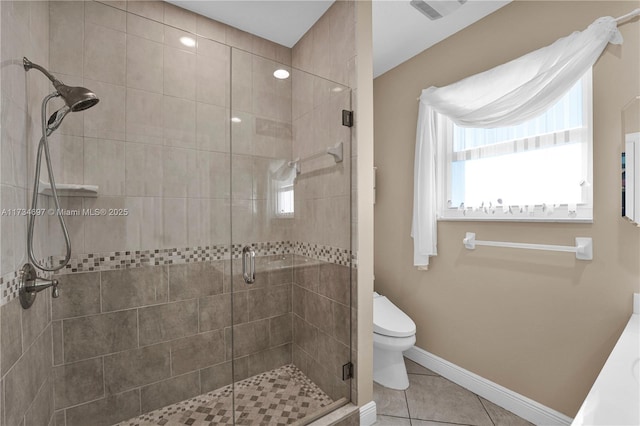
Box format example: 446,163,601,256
331,87,344,93
231,117,242,123
273,69,290,80
180,36,196,47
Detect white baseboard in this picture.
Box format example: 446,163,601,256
359,401,377,426
404,346,573,426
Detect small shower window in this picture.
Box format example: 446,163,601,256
437,69,593,222
276,183,294,217
270,162,295,218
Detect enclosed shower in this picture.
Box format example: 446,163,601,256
0,1,357,425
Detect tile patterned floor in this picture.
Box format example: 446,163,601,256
117,365,333,426
374,358,534,426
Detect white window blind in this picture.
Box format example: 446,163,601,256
440,70,593,221
276,183,294,217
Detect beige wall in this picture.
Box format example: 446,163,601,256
374,0,640,417
623,96,639,133
356,0,374,408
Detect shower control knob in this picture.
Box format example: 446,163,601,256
19,263,61,309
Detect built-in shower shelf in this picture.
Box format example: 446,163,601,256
38,181,98,197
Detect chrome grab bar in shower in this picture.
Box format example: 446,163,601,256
242,246,256,284
288,141,343,175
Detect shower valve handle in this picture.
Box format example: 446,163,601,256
25,278,59,296
19,263,60,309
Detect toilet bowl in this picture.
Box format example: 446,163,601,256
373,292,416,390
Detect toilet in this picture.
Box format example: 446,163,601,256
373,292,417,390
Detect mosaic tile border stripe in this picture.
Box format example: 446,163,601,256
0,242,355,307
49,242,294,275
293,241,356,267
0,270,21,307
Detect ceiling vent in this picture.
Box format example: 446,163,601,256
410,0,467,20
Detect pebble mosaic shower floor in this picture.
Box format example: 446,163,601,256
116,365,334,426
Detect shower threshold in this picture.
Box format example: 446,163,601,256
116,364,337,426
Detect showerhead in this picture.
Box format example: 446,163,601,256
53,82,99,112
23,57,99,112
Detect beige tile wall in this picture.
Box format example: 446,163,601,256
292,255,352,401
292,0,356,88
291,0,356,253
1,0,52,277
0,1,56,426
1,0,360,423
44,0,356,422
291,0,359,404
291,71,352,250
44,0,294,255
50,258,293,425
1,295,54,426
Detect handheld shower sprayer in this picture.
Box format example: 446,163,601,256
46,105,71,134
23,57,99,273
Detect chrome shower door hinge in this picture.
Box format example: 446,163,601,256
342,110,353,127
342,362,353,380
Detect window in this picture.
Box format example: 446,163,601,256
276,182,294,217
438,69,593,222
270,161,295,218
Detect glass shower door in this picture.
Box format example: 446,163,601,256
229,46,353,424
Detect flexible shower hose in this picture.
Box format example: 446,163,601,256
27,92,72,272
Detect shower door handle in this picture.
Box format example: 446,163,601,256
242,246,256,284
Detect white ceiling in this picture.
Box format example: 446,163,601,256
170,0,511,78
170,1,334,47
373,0,511,77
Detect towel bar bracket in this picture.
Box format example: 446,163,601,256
575,237,593,260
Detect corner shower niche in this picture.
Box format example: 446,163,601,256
40,1,356,425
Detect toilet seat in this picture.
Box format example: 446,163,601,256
373,296,416,338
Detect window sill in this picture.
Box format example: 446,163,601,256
437,216,593,224
437,205,593,223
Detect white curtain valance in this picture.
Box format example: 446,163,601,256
412,16,623,268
